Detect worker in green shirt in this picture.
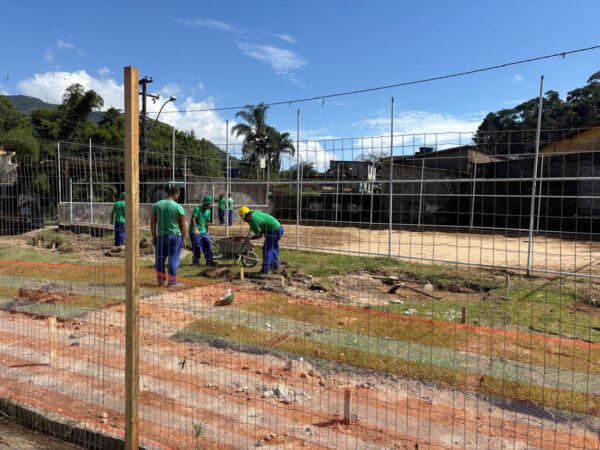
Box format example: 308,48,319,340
190,195,215,266
218,194,226,225
238,206,284,274
110,192,126,247
151,186,187,287
227,194,234,225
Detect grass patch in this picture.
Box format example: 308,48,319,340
177,317,600,416
280,248,500,291
239,295,600,375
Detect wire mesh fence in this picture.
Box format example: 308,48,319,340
0,128,599,449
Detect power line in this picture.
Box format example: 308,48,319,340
158,44,600,114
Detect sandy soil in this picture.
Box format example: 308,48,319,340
211,223,600,276
0,283,597,449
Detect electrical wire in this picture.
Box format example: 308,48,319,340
158,44,600,114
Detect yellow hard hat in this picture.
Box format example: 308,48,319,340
238,206,251,218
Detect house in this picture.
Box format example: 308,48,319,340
539,125,600,155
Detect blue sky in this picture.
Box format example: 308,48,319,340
1,0,600,161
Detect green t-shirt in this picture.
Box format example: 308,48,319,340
189,206,200,233
218,198,226,209
153,199,185,236
227,197,234,211
113,200,126,223
193,208,211,233
248,210,281,235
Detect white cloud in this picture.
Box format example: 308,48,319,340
97,67,110,78
57,39,74,50
16,70,235,146
17,70,123,107
177,17,245,34
160,82,182,99
355,110,482,152
269,33,297,44
237,42,307,75
511,73,524,83
43,48,54,62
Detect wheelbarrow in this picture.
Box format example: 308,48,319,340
211,235,260,268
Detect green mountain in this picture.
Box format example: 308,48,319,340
6,95,57,114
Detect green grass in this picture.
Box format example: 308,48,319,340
280,248,500,291
238,294,600,374
177,317,600,416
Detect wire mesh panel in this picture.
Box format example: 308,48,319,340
0,130,598,449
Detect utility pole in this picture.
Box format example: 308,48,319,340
138,76,159,165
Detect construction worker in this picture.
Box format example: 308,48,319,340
218,193,226,225
191,195,215,266
151,186,187,287
110,192,126,247
238,206,284,274
227,194,235,225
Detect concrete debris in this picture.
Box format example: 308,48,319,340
390,299,404,304
404,308,418,315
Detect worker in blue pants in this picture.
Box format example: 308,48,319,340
110,192,126,247
239,207,284,274
191,195,215,266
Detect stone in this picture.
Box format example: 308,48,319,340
261,390,274,398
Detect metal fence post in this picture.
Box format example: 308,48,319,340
295,109,300,249
526,75,544,276
226,120,230,237
183,156,187,204
57,142,61,203
89,138,93,224
69,178,73,223
388,97,394,257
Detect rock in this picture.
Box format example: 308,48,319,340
205,383,212,388
422,282,434,293
99,412,108,419
308,368,321,378
255,439,264,447
261,390,274,398
265,323,272,329
390,299,404,305
242,365,249,370
273,385,289,399
404,308,418,316
319,380,327,387
70,342,80,347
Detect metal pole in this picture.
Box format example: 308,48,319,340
211,184,215,225
536,156,544,232
417,159,424,227
470,162,477,229
526,75,544,276
172,127,175,182
69,178,73,223
335,165,340,223
388,97,394,257
295,109,300,249
89,138,93,224
183,156,187,204
57,142,62,203
226,120,230,237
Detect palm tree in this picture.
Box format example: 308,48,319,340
231,103,294,178
266,126,295,174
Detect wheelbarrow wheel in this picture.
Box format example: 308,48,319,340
241,250,259,268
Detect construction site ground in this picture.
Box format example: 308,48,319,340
0,227,599,449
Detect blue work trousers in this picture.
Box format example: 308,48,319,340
262,226,284,273
228,209,234,225
190,232,213,265
114,222,125,246
155,234,182,286
218,208,225,225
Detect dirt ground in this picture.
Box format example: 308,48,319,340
0,282,598,449
211,223,600,276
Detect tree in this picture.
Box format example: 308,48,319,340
231,103,295,177
476,70,600,154
0,96,40,159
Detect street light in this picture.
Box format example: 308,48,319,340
146,95,176,134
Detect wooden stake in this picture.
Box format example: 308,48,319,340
461,306,468,324
124,66,140,450
239,267,245,281
343,388,352,424
48,316,57,365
